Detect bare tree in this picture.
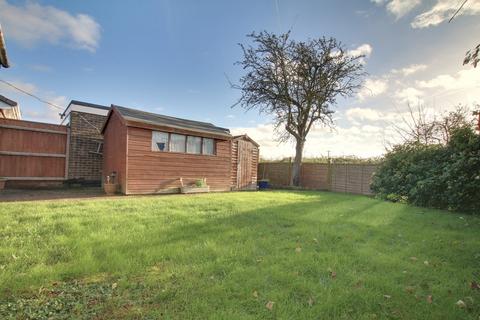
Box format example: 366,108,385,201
233,31,365,186
392,104,475,145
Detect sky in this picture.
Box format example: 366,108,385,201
0,0,479,159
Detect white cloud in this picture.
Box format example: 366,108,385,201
30,64,53,72
395,87,424,104
346,107,385,122
348,43,373,58
391,64,427,76
412,0,480,28
372,0,421,18
0,0,101,52
387,0,421,18
357,78,388,101
226,114,235,119
416,68,480,90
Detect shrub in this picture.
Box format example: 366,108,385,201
372,127,480,213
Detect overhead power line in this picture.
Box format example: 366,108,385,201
0,79,64,111
449,0,469,23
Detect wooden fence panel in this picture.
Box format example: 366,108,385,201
0,118,68,181
300,163,330,190
258,162,379,196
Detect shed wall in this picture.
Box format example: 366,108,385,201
125,126,232,194
103,111,127,193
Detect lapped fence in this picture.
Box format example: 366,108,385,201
258,162,379,195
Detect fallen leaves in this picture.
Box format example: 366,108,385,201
410,257,418,262
307,296,314,306
383,294,391,299
266,301,274,310
470,281,480,290
295,247,302,253
252,290,258,298
456,300,466,308
426,295,433,304
423,260,429,266
405,286,415,294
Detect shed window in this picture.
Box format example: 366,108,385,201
152,131,169,151
187,136,202,154
202,138,214,155
170,134,186,153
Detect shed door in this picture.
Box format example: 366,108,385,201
237,140,253,189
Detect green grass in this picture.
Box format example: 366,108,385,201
0,191,479,319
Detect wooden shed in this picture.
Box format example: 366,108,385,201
231,135,259,190
102,105,237,195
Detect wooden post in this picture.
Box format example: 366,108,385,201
327,158,332,191
64,127,70,179
288,157,293,186
360,165,365,195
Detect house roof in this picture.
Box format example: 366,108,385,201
0,95,17,107
110,104,231,138
0,25,9,68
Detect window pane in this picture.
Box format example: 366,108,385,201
202,138,214,155
170,134,186,152
187,136,201,154
152,131,169,151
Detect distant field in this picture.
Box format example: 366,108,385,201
0,191,479,319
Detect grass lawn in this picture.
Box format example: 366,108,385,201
0,191,479,319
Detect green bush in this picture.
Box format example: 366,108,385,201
372,127,480,213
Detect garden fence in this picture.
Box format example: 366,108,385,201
258,162,379,195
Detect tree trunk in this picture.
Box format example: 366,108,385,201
291,138,304,186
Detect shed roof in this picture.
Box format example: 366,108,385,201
233,134,260,147
0,25,9,68
109,105,231,138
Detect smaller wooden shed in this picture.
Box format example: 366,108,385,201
231,135,259,190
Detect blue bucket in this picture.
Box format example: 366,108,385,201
258,180,269,190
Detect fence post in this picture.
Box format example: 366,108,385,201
327,158,332,191
360,165,365,195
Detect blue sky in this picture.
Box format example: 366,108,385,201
1,0,479,158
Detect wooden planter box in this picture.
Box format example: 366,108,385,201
103,183,118,195
180,185,210,194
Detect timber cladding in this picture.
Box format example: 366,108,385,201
102,108,234,195
0,118,68,186
258,162,379,195
231,136,259,190
126,126,232,194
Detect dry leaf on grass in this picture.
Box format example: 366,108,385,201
456,300,466,308
112,283,117,289
252,290,258,298
426,295,432,303
295,247,302,253
384,295,391,299
266,301,274,310
424,260,429,266
410,257,417,262
405,286,415,294
308,297,314,306
470,281,480,290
